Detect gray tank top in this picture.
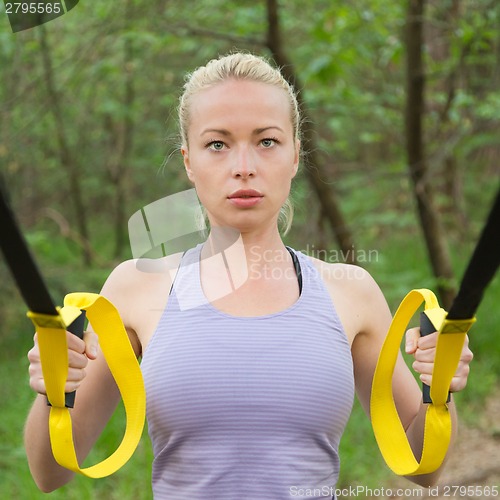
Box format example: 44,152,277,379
141,245,354,499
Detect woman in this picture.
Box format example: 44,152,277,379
25,52,473,499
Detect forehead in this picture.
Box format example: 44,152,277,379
188,79,292,135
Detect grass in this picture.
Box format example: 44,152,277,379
0,334,154,499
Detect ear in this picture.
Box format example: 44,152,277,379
292,139,300,178
181,146,195,183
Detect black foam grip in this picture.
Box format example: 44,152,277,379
46,310,86,409
420,311,450,404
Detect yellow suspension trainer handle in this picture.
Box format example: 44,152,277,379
28,293,146,478
0,179,145,478
370,189,500,476
36,309,86,410
370,288,475,476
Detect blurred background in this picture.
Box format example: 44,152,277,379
0,0,499,498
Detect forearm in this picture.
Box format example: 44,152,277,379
24,395,75,492
404,397,458,487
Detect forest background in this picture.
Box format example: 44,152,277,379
0,0,499,498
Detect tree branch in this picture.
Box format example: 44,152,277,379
265,0,356,262
38,25,92,266
405,0,456,307
170,23,265,48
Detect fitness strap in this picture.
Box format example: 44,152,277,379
28,293,146,478
370,288,475,476
371,187,499,475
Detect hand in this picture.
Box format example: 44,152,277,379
405,328,473,393
27,330,99,395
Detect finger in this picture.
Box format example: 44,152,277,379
66,330,86,354
461,337,473,362
65,367,87,392
449,348,473,392
27,344,40,364
462,346,473,364
416,331,438,350
412,360,434,376
67,350,89,370
29,378,46,395
418,355,472,393
405,327,421,354
449,369,470,393
28,364,46,394
83,330,99,360
414,346,436,363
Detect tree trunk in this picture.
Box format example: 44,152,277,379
109,31,135,259
265,0,356,264
405,0,456,308
38,25,92,266
429,0,468,233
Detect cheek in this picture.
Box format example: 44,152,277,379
192,173,219,208
276,150,299,180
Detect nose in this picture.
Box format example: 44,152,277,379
232,146,256,178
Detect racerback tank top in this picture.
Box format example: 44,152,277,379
141,245,355,499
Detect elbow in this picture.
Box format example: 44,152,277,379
405,470,442,489
33,475,72,494
36,482,58,494
28,464,74,494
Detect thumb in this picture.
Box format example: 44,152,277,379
405,326,421,354
83,330,99,359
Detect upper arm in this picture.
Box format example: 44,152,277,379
97,259,143,357
326,264,422,429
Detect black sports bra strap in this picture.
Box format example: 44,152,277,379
286,246,303,296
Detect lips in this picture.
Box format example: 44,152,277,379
228,189,264,208
228,189,263,199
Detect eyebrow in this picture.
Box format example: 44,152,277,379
200,126,285,136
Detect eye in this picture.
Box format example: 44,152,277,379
260,137,280,148
206,140,226,151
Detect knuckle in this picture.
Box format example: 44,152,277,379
68,351,88,369
65,382,76,393
407,327,420,338
69,368,86,382
30,378,46,395
464,349,474,362
27,348,39,363
451,377,467,393
414,349,432,362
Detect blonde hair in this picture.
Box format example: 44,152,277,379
178,52,301,234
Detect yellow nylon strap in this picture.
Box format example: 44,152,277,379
29,293,145,478
370,289,474,476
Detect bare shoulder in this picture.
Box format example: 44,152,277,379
98,252,184,353
103,252,184,294
305,255,390,344
307,255,381,303
105,252,183,285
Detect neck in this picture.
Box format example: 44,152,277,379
201,224,290,275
